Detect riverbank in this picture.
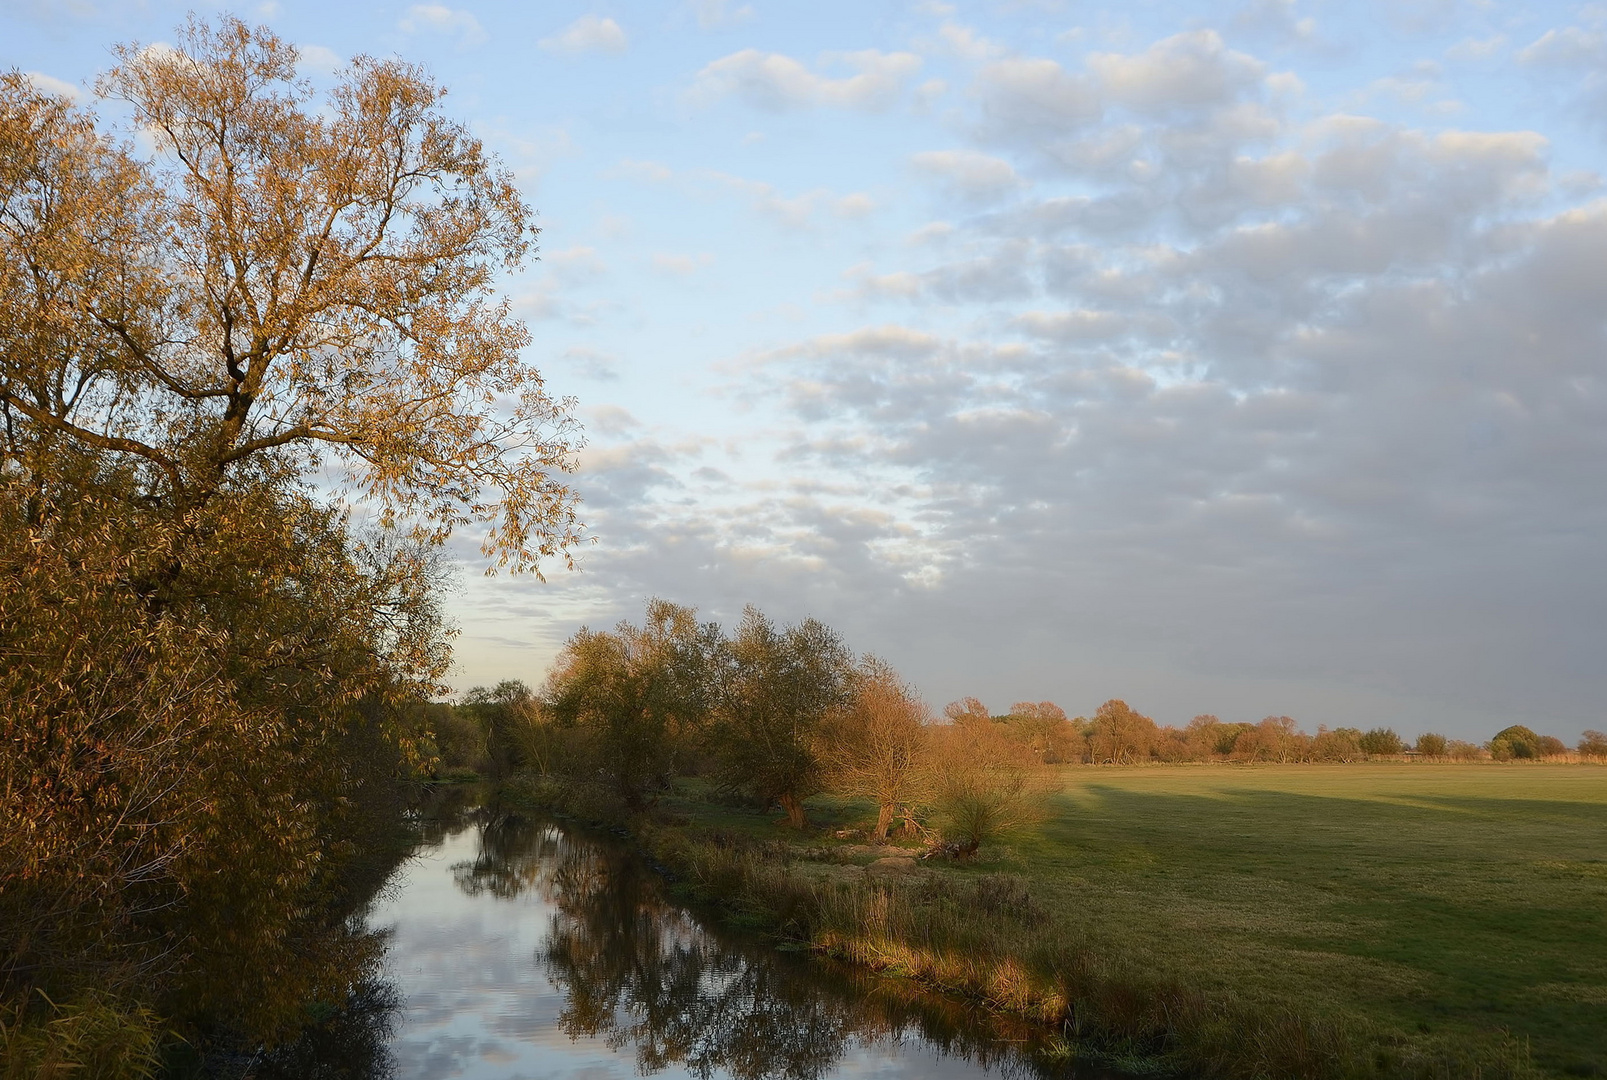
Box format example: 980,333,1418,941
503,763,1607,1080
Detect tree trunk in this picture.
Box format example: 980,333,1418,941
872,802,894,841
778,791,808,829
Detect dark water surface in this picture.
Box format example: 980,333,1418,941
367,804,1117,1080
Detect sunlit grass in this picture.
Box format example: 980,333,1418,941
1020,764,1607,1077
654,763,1607,1078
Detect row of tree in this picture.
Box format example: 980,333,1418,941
446,602,1605,853
961,703,1600,766
450,601,1042,849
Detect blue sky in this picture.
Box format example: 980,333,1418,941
8,0,1607,740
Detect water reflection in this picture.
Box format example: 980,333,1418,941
254,978,401,1080
378,807,1102,1080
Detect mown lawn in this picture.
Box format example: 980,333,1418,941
1017,765,1607,1077
668,763,1607,1077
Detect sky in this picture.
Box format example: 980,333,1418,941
6,0,1607,741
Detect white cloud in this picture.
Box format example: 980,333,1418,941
295,44,342,77
540,14,628,55
1232,0,1317,43
931,21,1008,61
544,245,609,284
692,49,922,111
1447,34,1506,62
704,172,877,228
24,72,81,101
585,404,641,436
1518,26,1607,66
398,4,487,49
910,149,1025,199
1087,30,1265,112
972,57,1100,139
1011,308,1131,341
689,0,755,28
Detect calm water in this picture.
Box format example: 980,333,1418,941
366,805,1116,1080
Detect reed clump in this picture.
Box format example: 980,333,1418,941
0,991,162,1080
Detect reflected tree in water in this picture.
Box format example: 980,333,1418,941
540,837,854,1080
453,814,1086,1080
253,975,401,1080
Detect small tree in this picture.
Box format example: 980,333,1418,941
818,658,931,840
943,697,992,726
1538,735,1568,757
1489,725,1542,760
541,600,723,808
1088,699,1156,764
710,607,851,828
1358,727,1405,757
1002,701,1081,763
1254,715,1307,763
1414,732,1448,758
459,681,538,779
925,720,1046,856
1579,730,1607,760
1314,726,1364,762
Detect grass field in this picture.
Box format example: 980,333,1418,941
650,763,1607,1077
1024,765,1607,1076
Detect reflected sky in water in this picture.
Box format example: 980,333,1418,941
371,812,1102,1080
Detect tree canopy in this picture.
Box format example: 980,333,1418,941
1,17,582,574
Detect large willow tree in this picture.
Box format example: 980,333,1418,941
0,18,580,567
0,17,581,1051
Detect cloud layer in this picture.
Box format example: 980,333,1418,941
540,10,1607,738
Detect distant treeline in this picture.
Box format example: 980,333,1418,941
941,703,1606,766
432,600,1606,853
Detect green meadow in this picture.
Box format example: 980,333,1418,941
1024,764,1607,1075
655,763,1607,1077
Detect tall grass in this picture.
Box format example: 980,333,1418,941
0,991,162,1080
659,831,1540,1080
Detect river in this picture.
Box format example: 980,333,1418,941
279,797,1125,1079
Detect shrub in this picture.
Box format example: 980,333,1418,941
1357,727,1405,756
1489,725,1542,760
1313,726,1364,762
926,722,1047,852
1414,732,1448,758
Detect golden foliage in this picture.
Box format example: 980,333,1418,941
1,17,581,574
818,658,931,840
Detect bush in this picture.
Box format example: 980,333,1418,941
1313,727,1363,762
1580,730,1607,760
1357,727,1404,756
1414,732,1448,758
926,722,1047,852
1489,725,1543,760
1538,735,1568,758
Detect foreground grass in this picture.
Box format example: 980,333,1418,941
579,763,1607,1078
